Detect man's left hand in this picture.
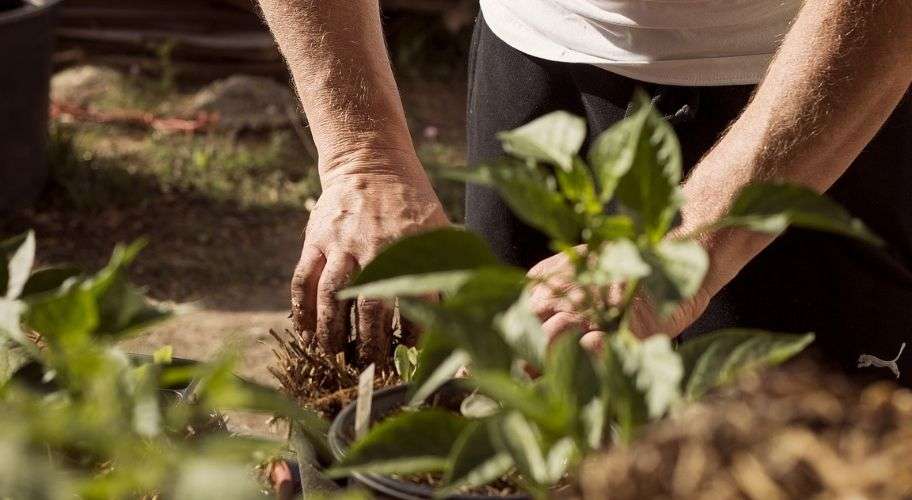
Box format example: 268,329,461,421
527,245,711,351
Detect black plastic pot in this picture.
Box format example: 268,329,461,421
11,353,201,402
0,0,62,213
329,382,530,500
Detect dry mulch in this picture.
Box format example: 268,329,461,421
576,354,912,500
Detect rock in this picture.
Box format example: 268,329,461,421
51,65,125,107
188,75,298,131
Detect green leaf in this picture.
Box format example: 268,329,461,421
289,423,339,494
583,238,651,286
600,334,650,442
556,157,600,214
619,334,683,418
588,115,639,203
441,421,514,495
642,239,708,317
496,291,548,369
450,162,583,243
394,344,411,381
0,233,28,297
400,299,512,374
350,228,499,287
153,345,173,364
460,392,500,419
341,270,474,300
497,111,586,171
127,364,162,437
493,412,548,485
543,334,600,430
401,268,526,381
191,355,332,463
545,437,577,483
719,183,882,245
407,328,466,406
0,341,31,386
580,398,606,449
0,299,27,346
585,215,636,245
445,267,527,316
612,93,684,241
4,231,35,299
678,329,814,400
20,266,81,297
23,284,99,346
330,409,469,477
468,371,560,432
86,242,170,338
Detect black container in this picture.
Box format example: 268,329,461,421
328,383,530,500
12,353,201,402
0,0,61,213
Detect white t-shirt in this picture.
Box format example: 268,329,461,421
479,0,802,86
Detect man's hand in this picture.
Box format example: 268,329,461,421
527,246,710,351
257,0,446,365
292,149,448,365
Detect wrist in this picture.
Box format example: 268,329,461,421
318,142,425,187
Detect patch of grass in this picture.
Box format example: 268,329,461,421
141,130,320,207
48,67,468,218
48,122,321,210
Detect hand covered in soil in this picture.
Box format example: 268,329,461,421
527,246,710,350
292,148,449,366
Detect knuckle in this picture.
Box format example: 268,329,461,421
357,298,386,316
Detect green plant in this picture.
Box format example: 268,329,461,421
0,232,329,499
326,94,877,497
394,345,420,383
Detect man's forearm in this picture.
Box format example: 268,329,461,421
258,0,416,180
681,0,912,295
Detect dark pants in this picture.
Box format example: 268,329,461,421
465,15,912,384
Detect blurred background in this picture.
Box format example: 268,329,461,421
0,0,475,435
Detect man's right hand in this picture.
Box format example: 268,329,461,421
291,148,449,367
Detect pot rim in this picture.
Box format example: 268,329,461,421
0,0,63,25
328,382,531,500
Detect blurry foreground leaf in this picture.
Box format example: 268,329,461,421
329,409,469,477
678,329,815,400
718,183,882,244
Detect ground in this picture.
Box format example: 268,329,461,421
1,66,468,437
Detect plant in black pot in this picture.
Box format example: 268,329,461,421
316,94,880,499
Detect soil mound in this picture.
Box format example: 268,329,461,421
51,65,124,107
189,75,298,130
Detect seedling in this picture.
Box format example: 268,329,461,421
329,93,877,497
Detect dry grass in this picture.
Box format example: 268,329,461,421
268,329,398,419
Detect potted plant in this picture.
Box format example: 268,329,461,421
316,93,878,499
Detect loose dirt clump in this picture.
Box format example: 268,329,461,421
268,329,397,418
576,355,912,500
